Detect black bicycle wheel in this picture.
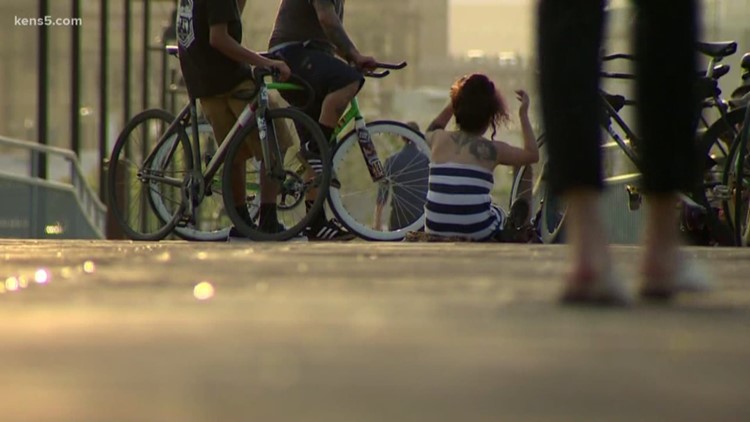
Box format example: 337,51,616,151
722,105,750,246
221,107,330,241
107,108,192,241
693,107,746,245
508,134,564,243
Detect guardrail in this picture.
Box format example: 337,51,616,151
0,135,106,239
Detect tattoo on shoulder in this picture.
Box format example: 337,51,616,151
450,132,497,162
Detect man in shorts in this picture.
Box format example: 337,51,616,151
176,0,292,237
268,0,379,240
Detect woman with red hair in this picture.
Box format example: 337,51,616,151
424,74,539,241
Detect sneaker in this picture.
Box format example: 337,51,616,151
507,199,530,229
298,141,324,175
228,223,310,242
305,218,357,241
227,226,253,243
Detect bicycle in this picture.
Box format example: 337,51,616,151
510,41,744,245
107,47,331,241
318,62,432,241
693,50,750,245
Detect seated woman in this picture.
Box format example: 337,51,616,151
424,73,539,241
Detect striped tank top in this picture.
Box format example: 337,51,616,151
425,162,503,241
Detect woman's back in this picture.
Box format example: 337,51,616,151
425,162,502,240
428,129,499,172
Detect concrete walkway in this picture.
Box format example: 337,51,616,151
0,240,749,421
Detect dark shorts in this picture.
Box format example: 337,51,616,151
272,45,364,120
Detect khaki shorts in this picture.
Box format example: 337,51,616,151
200,79,293,160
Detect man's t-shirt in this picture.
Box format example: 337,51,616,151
176,0,253,98
269,0,344,52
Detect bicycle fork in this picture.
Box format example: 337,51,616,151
353,117,385,182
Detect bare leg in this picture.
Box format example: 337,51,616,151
563,189,611,287
319,81,360,129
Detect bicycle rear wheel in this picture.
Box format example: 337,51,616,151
107,108,192,240
328,121,431,241
221,107,330,241
508,135,565,243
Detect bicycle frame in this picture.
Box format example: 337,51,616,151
329,97,387,182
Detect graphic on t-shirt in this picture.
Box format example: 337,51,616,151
176,0,195,49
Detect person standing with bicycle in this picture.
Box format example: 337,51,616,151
267,0,380,241
537,0,709,304
176,0,293,237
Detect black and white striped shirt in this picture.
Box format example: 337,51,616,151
424,162,503,240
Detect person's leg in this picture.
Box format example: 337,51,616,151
228,81,285,232
201,95,255,225
277,47,362,239
633,0,700,295
538,0,617,299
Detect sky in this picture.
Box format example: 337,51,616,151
449,0,533,57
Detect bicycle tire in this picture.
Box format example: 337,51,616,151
107,108,192,240
508,135,565,243
721,105,750,245
328,120,431,241
155,123,234,241
221,107,331,241
694,107,746,245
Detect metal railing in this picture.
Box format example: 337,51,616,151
0,135,106,239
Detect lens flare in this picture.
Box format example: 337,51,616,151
193,281,215,301
5,277,20,292
83,261,96,274
34,269,50,284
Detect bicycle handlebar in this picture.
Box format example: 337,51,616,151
363,61,407,78
602,53,636,62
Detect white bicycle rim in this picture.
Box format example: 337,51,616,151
328,121,431,241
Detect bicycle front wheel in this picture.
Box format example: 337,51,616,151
107,108,192,240
221,107,331,241
157,123,233,241
329,121,431,241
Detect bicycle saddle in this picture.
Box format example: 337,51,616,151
696,41,737,58
742,53,750,71
711,63,730,79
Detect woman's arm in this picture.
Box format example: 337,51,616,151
426,102,453,133
494,90,538,166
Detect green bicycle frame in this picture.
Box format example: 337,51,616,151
331,97,386,181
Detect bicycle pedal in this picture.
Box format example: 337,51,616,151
176,215,196,228
712,185,731,201
625,184,642,211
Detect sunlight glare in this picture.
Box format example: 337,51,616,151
193,281,215,301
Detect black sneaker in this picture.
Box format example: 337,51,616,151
298,141,324,175
227,226,252,242
228,223,309,242
507,199,530,230
305,218,356,241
